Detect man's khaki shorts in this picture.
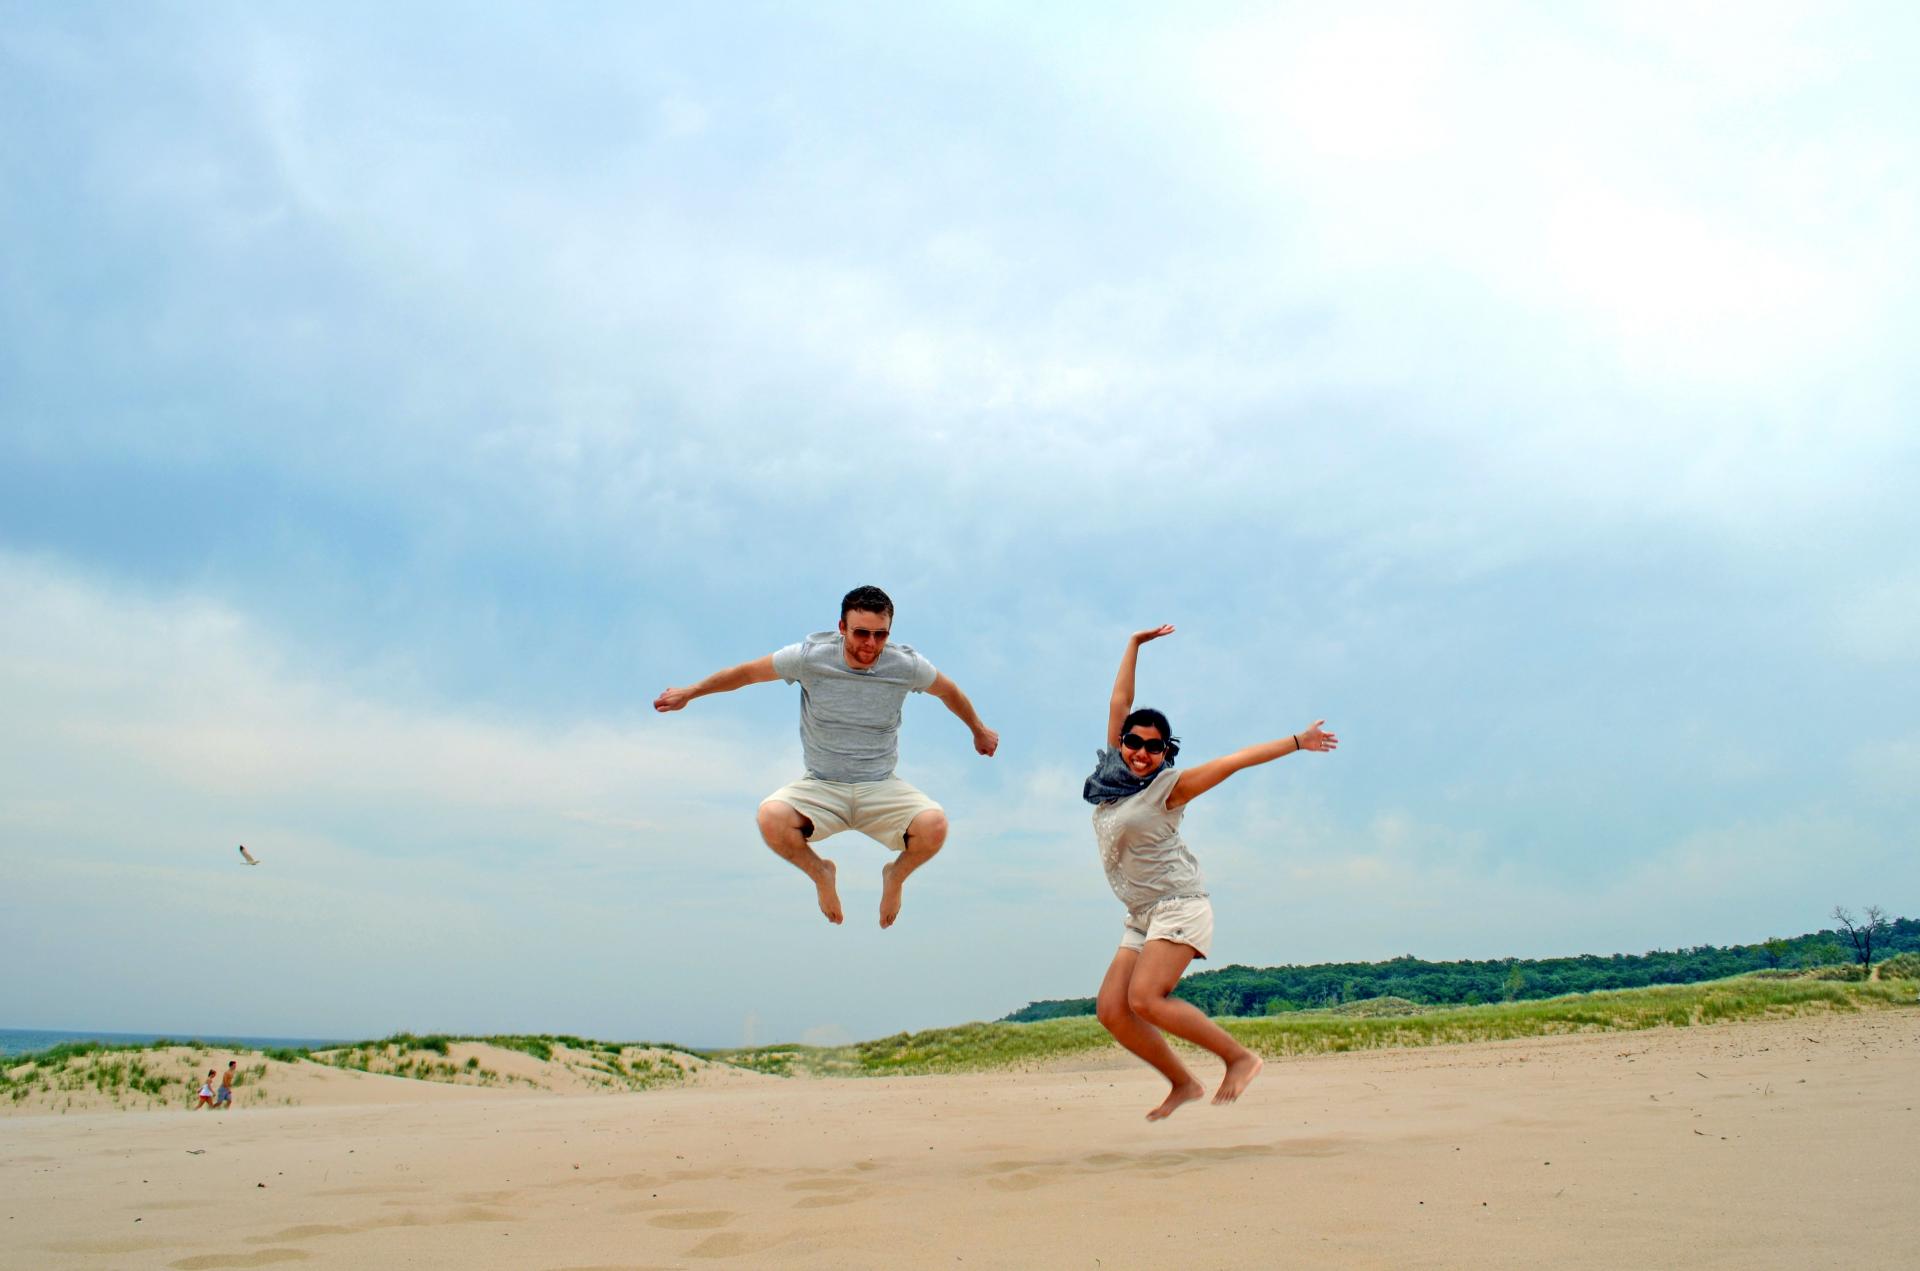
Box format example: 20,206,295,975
762,776,942,853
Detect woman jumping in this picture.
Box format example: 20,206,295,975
1085,624,1337,1120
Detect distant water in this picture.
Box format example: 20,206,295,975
1,1027,348,1059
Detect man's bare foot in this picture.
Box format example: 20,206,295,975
811,859,843,924
1213,1053,1263,1105
879,858,905,929
1147,1078,1206,1121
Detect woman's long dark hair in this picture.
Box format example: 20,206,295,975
1122,707,1180,765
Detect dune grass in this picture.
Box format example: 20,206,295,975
708,974,1920,1078
8,974,1913,1102
303,1032,701,1091
1,1032,700,1104
1,1038,251,1107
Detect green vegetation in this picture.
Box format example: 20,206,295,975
715,976,1917,1077
1004,916,1920,1021
1878,951,1920,980
8,940,1915,1106
486,1035,555,1061
2,1044,186,1105
302,1032,700,1091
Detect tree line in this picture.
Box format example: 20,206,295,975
1002,911,1920,1022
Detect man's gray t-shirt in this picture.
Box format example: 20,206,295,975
772,632,939,783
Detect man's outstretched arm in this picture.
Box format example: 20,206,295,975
654,654,780,712
927,673,998,756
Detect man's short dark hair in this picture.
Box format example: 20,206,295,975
840,585,894,622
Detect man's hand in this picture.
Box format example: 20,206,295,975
972,726,1000,757
1132,624,1175,644
653,687,694,713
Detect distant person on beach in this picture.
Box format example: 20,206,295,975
196,1071,215,1108
1085,625,1337,1120
654,585,998,928
215,1060,236,1107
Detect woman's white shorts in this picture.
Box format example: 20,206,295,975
1120,894,1214,959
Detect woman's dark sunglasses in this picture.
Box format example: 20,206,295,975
1120,733,1168,755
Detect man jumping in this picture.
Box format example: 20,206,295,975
653,585,998,927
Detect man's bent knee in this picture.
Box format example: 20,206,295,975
757,801,811,841
1096,994,1133,1031
903,809,948,854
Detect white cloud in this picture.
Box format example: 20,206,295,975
0,555,782,860
1178,2,1915,535
1199,11,1458,163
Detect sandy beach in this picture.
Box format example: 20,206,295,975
5,1010,1916,1270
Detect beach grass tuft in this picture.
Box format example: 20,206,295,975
1875,952,1920,980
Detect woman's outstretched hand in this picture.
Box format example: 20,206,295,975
1132,624,1175,644
1296,720,1338,752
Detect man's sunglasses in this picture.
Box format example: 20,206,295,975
1120,733,1168,754
848,627,889,641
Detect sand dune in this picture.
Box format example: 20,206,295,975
3,1041,767,1117
4,1010,1915,1268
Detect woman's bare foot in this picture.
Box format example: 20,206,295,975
879,858,905,928
811,859,843,924
1213,1053,1263,1105
1147,1078,1206,1121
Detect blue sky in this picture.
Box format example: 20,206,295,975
3,2,1916,1047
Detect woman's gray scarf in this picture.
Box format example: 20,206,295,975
1082,746,1171,805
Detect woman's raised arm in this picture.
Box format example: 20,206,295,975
1107,625,1175,746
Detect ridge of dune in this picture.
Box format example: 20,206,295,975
2,1038,773,1116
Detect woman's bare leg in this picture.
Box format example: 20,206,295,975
1095,948,1205,1120
1127,940,1264,1106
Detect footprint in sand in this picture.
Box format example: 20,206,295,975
986,1172,1051,1192
168,1251,311,1270
647,1210,736,1230
785,1175,867,1207
783,1177,861,1192
978,1158,1050,1175
369,1206,514,1229
685,1231,791,1259
244,1225,358,1244
614,1173,668,1191
1190,1142,1281,1162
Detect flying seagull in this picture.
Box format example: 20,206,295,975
237,845,260,866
